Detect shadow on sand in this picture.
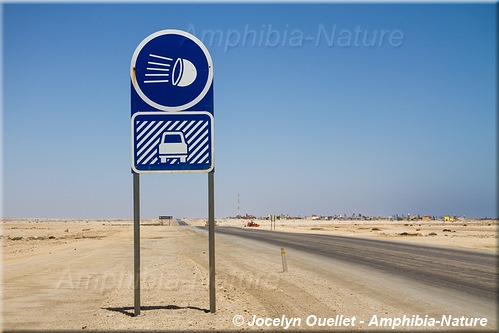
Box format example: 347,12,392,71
103,304,210,317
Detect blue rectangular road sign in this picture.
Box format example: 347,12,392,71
131,111,214,173
130,30,214,174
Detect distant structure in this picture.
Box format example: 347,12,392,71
226,211,486,221
158,215,173,226
237,193,240,217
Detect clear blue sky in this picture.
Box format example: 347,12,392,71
2,2,497,219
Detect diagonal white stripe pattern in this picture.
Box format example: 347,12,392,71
135,118,211,166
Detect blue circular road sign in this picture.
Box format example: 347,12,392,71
131,30,213,112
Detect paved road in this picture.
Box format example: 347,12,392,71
212,227,497,301
177,219,188,226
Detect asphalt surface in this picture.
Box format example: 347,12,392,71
177,219,188,226
211,227,497,302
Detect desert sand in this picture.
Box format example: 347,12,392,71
1,218,497,331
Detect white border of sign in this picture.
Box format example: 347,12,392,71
130,29,214,112
131,111,215,174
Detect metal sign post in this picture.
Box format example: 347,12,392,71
130,29,215,315
208,171,215,313
133,173,140,316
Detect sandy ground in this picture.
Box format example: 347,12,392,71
1,218,497,331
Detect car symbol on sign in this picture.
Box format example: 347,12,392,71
159,132,188,163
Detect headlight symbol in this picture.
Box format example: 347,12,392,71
144,54,197,87
172,58,197,87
